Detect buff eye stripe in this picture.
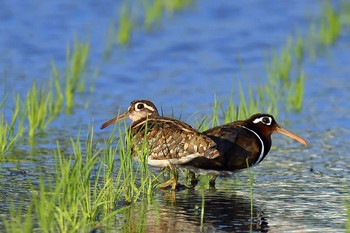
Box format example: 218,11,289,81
135,103,155,112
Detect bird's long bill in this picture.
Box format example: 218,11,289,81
100,112,128,129
275,126,308,145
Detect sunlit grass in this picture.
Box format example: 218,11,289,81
117,3,133,46
0,115,17,155
4,124,158,232
25,83,55,138
1,39,92,142
105,0,193,56
163,0,193,14
319,2,341,45
294,32,305,63
197,85,266,132
0,94,24,155
144,0,163,30
288,71,305,112
116,120,159,202
3,1,350,231
271,38,292,85
50,61,64,115
4,203,33,233
266,36,305,113
65,39,90,112
5,123,157,232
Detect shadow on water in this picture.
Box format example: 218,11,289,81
117,189,269,233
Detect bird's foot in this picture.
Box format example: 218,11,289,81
159,178,178,190
187,172,200,189
159,178,188,191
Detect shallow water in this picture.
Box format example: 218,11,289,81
1,0,350,232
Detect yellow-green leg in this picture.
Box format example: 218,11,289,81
209,175,218,187
159,165,178,190
188,171,199,188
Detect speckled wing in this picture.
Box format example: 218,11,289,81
131,116,220,162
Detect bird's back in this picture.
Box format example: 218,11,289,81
130,116,220,163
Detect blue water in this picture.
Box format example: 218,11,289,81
1,0,349,232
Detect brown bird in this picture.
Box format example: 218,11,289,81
183,113,308,187
100,100,220,190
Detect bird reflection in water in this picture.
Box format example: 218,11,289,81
118,189,269,232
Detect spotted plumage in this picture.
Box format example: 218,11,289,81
100,100,220,190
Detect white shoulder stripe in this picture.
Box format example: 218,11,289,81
240,126,265,166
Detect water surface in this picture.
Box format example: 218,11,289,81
0,0,349,232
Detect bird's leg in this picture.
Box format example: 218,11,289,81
159,165,178,190
209,175,218,188
188,171,199,188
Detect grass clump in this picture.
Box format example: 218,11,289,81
0,115,17,154
117,3,133,46
1,38,92,142
287,71,305,112
266,36,306,113
0,94,24,155
105,0,193,57
50,61,64,115
197,85,267,131
115,121,158,203
65,39,90,112
319,2,341,45
4,124,158,232
25,83,56,138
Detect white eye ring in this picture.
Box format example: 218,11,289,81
135,103,144,110
135,102,155,112
253,116,272,125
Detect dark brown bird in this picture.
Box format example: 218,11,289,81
184,113,308,187
100,100,220,190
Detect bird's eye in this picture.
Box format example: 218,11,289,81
253,116,272,125
262,117,271,124
136,103,144,110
